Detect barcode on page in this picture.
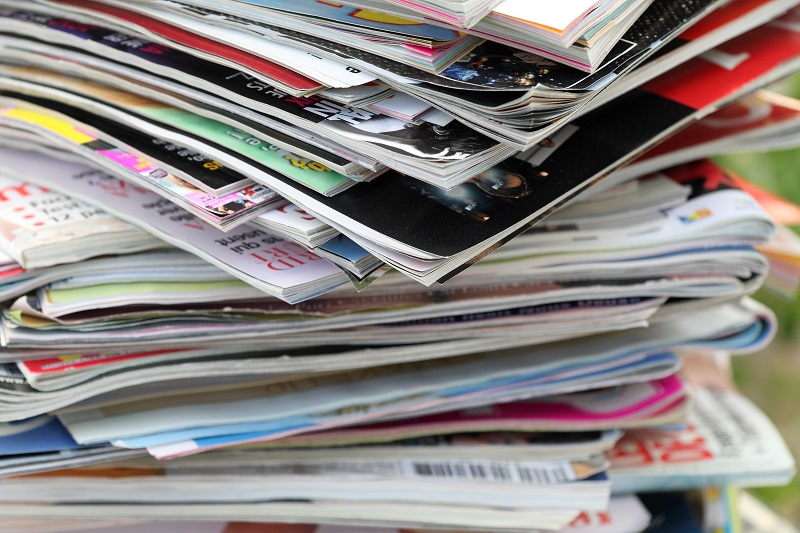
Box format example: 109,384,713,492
399,459,577,485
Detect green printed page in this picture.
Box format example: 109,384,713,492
142,107,355,196
43,279,253,306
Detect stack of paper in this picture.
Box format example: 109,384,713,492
0,0,797,531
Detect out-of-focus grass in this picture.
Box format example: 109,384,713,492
731,336,800,521
711,73,800,522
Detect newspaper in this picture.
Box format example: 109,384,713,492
608,352,796,493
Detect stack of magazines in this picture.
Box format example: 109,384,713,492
0,0,798,531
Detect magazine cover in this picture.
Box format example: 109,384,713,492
411,0,723,91
237,16,800,265
0,12,503,164
241,86,694,257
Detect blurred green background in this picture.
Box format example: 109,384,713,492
713,73,800,523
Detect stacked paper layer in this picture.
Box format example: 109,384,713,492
0,0,798,531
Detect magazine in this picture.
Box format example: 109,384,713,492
60,372,686,452
0,493,651,533
608,90,800,184
99,0,482,73
0,171,164,269
0,248,230,303
0,37,382,176
42,300,770,451
399,0,656,72
0,3,323,95
1,95,256,197
0,500,581,531
607,351,796,492
253,204,339,248
0,67,362,196
60,0,383,87
0,459,611,510
347,0,505,28
0,101,285,231
585,0,800,112
0,147,352,304
251,23,800,285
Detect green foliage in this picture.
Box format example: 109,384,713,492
715,149,800,212
718,75,800,523
712,74,800,339
732,340,800,523
711,149,800,340
714,73,800,205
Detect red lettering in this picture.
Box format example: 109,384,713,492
0,183,46,202
568,511,612,528
285,242,322,261
277,205,315,221
139,45,166,54
569,512,591,527
650,426,714,464
253,245,320,269
608,438,655,468
266,256,307,270
285,95,323,107
50,20,91,33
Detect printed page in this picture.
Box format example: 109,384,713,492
0,148,349,302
